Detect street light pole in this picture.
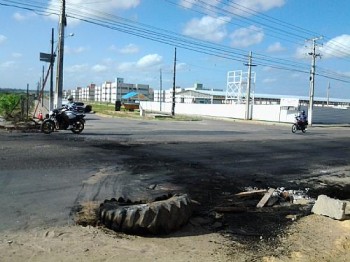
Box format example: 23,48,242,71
55,0,66,109
171,47,176,116
50,28,54,111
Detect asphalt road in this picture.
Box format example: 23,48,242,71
1,115,350,232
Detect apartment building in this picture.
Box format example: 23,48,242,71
64,78,150,103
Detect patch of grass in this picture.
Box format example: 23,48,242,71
90,102,141,119
89,102,202,121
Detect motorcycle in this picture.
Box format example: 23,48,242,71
41,107,85,134
292,117,308,133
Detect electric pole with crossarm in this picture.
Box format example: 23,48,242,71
307,37,322,126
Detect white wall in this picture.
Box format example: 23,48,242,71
140,101,290,122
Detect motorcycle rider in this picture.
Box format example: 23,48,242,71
65,95,75,110
63,95,75,129
296,110,308,126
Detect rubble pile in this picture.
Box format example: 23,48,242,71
213,186,350,221
238,186,315,208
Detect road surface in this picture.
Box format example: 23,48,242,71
0,115,349,237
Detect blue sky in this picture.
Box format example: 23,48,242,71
1,0,350,99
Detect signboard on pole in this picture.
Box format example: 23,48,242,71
40,52,52,63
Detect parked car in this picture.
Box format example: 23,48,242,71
72,102,85,113
62,100,89,113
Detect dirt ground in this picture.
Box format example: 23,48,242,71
1,214,349,261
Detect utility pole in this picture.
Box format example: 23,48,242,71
244,51,256,120
159,68,162,111
307,37,322,126
26,83,29,120
55,0,66,109
327,81,330,106
42,66,44,107
171,48,177,116
50,28,54,110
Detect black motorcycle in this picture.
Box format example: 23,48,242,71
41,108,85,134
292,118,308,133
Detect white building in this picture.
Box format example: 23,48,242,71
153,83,223,104
64,78,151,103
96,78,150,103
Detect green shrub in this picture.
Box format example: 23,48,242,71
0,93,21,120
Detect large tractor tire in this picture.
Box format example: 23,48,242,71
99,194,192,235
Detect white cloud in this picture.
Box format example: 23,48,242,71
179,0,197,8
0,35,7,44
176,62,189,71
119,44,139,54
117,62,135,72
183,16,230,42
230,0,285,15
13,12,27,21
294,46,309,60
180,0,285,16
92,64,108,73
65,64,89,73
267,42,285,53
320,35,350,58
47,0,140,24
117,54,163,72
137,54,162,68
65,46,88,54
230,25,264,48
180,0,218,9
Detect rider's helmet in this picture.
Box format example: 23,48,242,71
67,95,74,102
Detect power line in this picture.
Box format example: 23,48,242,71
168,0,350,63
1,0,350,84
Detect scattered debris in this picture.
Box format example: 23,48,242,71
215,186,315,212
232,186,315,209
234,189,267,198
257,188,276,208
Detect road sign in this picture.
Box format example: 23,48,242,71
40,52,53,63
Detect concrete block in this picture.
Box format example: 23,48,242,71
345,201,350,215
311,195,347,220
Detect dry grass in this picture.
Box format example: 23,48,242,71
74,201,100,227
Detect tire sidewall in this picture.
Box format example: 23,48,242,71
41,119,55,134
71,120,84,134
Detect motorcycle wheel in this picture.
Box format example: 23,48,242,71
302,127,307,133
71,120,84,134
292,124,297,133
41,119,55,134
